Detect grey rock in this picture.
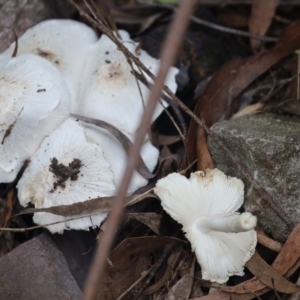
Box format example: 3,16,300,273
0,0,56,53
0,233,82,300
51,230,96,290
208,113,300,242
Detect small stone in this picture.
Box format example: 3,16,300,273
0,233,82,299
208,113,300,242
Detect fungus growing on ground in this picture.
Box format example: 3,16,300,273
17,118,116,233
1,19,98,103
17,118,159,233
74,30,178,136
82,123,159,194
0,21,178,233
154,169,257,284
0,54,71,183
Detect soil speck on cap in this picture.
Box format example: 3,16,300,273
49,157,83,192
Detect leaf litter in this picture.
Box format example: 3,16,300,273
248,0,281,51
187,19,300,170
1,0,300,299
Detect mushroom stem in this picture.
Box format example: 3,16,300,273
196,212,257,233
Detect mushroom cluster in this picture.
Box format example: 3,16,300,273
0,54,71,182
0,19,178,233
154,168,257,283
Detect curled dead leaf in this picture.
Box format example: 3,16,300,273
249,0,281,51
16,192,157,218
256,229,283,253
71,113,155,179
221,251,300,294
97,236,184,299
127,212,162,235
144,244,183,295
164,254,195,299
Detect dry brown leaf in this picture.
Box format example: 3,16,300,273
144,245,183,295
137,12,166,35
97,236,183,300
18,196,114,217
186,57,245,170
186,20,300,168
0,189,15,227
271,222,300,275
158,146,181,177
196,127,214,171
249,0,281,51
164,255,195,300
17,193,156,218
251,251,300,293
127,212,162,235
245,251,300,293
186,57,244,167
221,247,300,294
256,229,283,253
71,113,155,179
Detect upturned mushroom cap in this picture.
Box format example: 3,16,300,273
17,118,116,234
154,169,257,284
0,54,71,183
1,19,98,103
17,118,158,233
73,30,178,136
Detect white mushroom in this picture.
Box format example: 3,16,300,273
17,118,116,234
82,122,159,194
0,54,71,183
1,19,98,104
17,118,158,233
154,169,257,284
73,30,178,136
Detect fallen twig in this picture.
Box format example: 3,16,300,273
69,1,196,299
152,3,279,42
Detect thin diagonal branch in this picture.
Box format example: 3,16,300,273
80,1,196,299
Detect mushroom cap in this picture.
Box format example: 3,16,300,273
0,54,71,183
17,118,116,234
154,169,257,283
82,122,159,194
73,30,178,136
1,19,98,104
